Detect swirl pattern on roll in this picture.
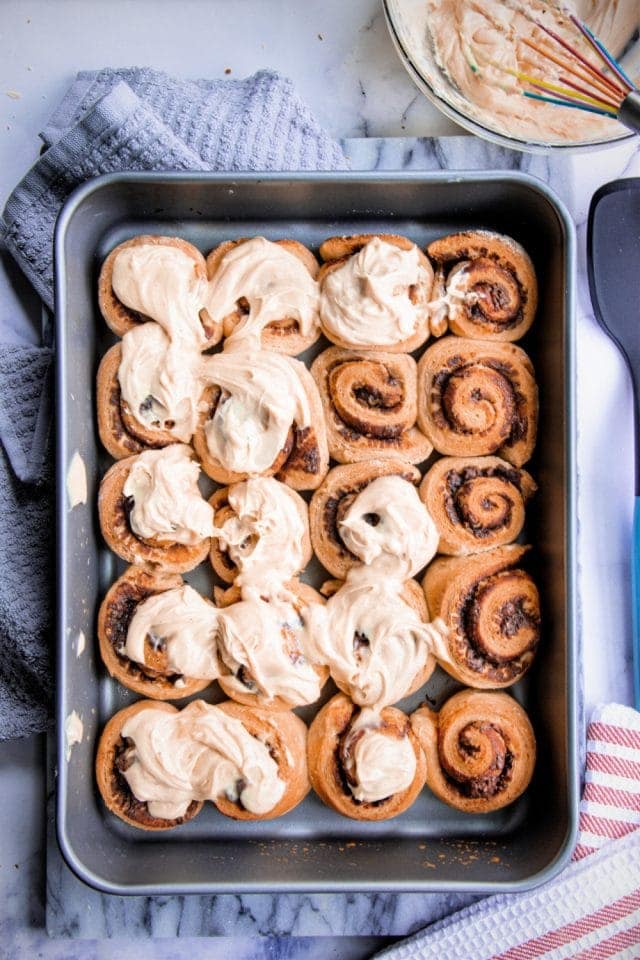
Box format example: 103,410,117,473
417,336,538,467
422,545,540,688
419,456,536,555
411,689,536,813
311,346,432,464
427,230,537,342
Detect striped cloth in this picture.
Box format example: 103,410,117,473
376,702,640,960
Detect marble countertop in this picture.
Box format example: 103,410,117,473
1,2,639,958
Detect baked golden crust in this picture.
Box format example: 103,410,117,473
206,238,321,355
427,230,537,341
98,454,211,573
307,693,426,820
95,700,204,831
422,545,540,688
416,336,538,467
98,234,222,345
309,460,421,579
310,346,432,464
214,700,310,819
97,566,214,699
411,689,536,813
419,456,536,556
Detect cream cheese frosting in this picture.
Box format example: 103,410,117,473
320,237,434,347
344,715,417,803
338,475,439,578
123,444,214,545
121,700,285,819
206,237,320,344
125,585,220,679
119,323,204,443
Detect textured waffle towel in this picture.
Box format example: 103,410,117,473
0,67,348,740
375,702,640,960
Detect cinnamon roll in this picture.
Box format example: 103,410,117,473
318,234,435,352
427,231,537,341
411,690,536,813
98,445,213,572
95,698,307,829
310,346,432,464
98,235,222,347
193,351,329,490
98,566,215,699
416,336,538,467
419,456,536,556
422,545,540,688
209,477,311,586
308,694,426,820
309,460,423,579
205,237,321,355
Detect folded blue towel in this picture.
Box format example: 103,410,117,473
0,67,348,739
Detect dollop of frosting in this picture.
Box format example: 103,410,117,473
125,585,220,679
123,444,214,545
202,351,311,474
121,700,285,819
338,475,439,578
213,477,308,588
320,238,434,346
119,323,204,442
206,237,320,344
345,715,416,803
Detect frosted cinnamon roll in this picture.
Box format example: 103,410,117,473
310,347,432,464
310,460,425,579
98,235,222,347
96,325,203,458
308,694,426,820
419,456,536,556
310,566,440,709
417,337,538,467
318,234,435,352
205,237,321,355
193,350,329,490
422,545,540,688
95,698,307,829
98,444,213,572
427,231,537,342
97,566,214,699
411,690,536,813
213,581,329,712
209,477,311,587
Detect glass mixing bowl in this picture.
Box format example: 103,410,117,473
384,0,640,152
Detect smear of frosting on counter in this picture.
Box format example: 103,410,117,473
66,451,87,508
388,0,639,144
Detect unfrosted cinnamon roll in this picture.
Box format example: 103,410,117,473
422,545,540,688
318,234,435,352
419,456,536,555
205,237,321,355
209,477,311,586
308,694,426,820
416,337,538,467
427,231,537,341
193,351,329,490
97,566,214,699
411,690,536,813
95,698,308,829
310,346,432,464
98,444,213,572
98,235,222,347
309,460,423,579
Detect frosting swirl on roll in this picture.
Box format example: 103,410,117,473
120,700,285,819
342,711,417,803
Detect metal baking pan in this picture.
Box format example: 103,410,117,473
55,171,578,895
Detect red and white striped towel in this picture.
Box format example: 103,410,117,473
377,702,640,960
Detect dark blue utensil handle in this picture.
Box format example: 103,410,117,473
633,498,640,708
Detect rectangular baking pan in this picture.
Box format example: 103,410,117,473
55,171,578,895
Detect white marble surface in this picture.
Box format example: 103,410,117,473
1,0,639,956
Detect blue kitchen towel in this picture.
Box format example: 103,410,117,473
0,67,348,739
